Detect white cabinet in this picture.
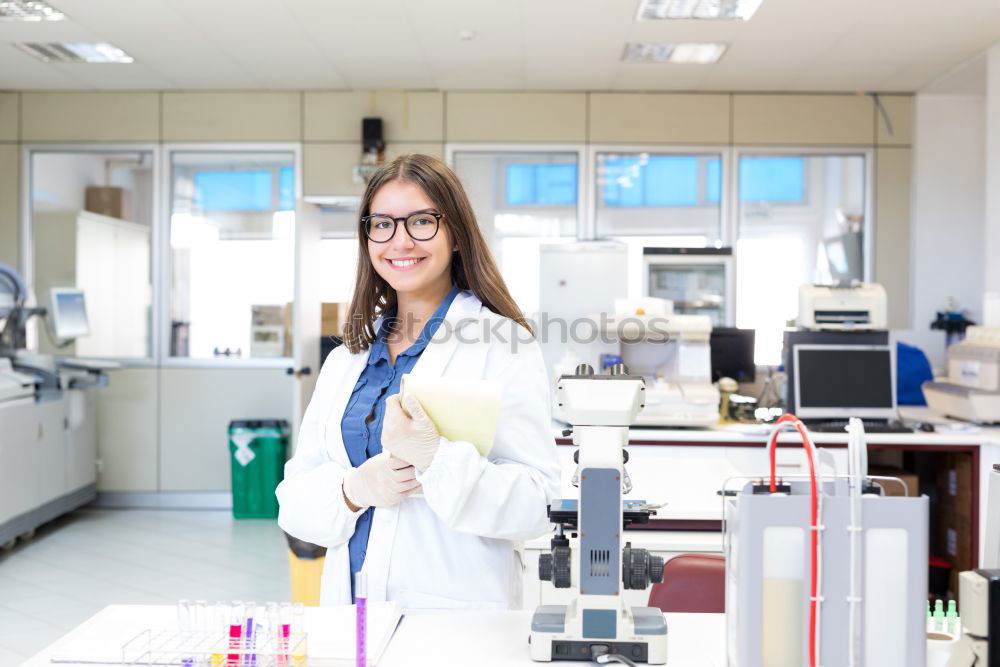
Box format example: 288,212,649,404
33,209,151,358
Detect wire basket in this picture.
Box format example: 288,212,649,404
121,628,308,666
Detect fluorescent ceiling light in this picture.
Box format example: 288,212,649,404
0,0,64,21
15,42,135,63
622,42,728,64
637,0,763,21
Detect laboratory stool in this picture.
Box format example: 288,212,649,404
647,553,725,613
286,534,326,606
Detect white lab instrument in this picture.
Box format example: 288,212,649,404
924,327,1000,423
724,418,928,667
986,464,1000,570
601,298,719,428
531,363,668,664
0,262,111,549
643,247,734,326
797,283,887,330
945,569,998,667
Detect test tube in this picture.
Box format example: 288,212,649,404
178,599,192,632
211,602,228,667
227,601,245,667
195,600,209,632
243,602,257,667
279,602,292,667
291,603,306,667
356,572,367,667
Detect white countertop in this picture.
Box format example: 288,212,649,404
554,407,1000,447
25,604,725,667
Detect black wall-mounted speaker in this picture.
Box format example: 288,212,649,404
362,117,384,153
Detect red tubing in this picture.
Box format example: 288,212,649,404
767,413,819,667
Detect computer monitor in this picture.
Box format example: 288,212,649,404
710,327,756,383
793,344,896,419
49,288,90,340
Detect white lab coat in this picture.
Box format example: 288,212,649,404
276,290,562,609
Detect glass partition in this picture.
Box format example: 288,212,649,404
30,149,155,358
168,151,296,360
595,151,724,245
735,152,869,364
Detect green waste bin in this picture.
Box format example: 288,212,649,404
229,419,289,519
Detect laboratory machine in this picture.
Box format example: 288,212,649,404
724,417,928,667
923,326,1000,423
606,297,720,428
797,282,887,330
643,247,733,326
531,363,668,664
0,261,113,548
946,569,999,667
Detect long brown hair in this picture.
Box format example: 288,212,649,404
342,153,531,353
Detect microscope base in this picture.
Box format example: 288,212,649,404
529,605,667,664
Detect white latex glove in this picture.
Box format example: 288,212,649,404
342,452,420,510
381,394,441,472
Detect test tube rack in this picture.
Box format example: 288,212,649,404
121,628,308,667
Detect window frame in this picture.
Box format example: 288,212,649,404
20,143,162,367
730,146,875,282
159,143,303,369
444,142,588,237
586,144,734,245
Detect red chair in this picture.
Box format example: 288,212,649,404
647,553,725,613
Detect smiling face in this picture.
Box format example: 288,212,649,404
366,179,454,301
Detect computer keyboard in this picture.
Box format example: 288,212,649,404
805,419,915,434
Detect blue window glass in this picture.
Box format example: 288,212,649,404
278,167,295,211
738,157,805,203
645,157,698,206
194,170,273,210
602,156,707,207
505,164,577,206
706,158,722,203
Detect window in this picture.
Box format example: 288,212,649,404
595,151,723,245
735,153,868,364
451,150,580,315
169,151,296,360
29,149,155,358
505,164,577,206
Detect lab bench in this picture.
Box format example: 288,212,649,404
25,604,727,667
548,407,1000,600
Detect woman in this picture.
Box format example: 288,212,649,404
276,154,562,609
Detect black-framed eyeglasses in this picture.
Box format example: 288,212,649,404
361,210,444,243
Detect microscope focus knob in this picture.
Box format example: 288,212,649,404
622,543,663,590
649,555,664,585
552,546,572,588
539,553,553,582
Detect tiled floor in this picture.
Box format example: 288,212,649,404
0,509,290,665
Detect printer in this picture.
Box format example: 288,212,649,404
924,326,1000,423
797,283,887,330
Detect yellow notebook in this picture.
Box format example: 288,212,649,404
399,374,502,457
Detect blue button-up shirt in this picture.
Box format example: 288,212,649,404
341,286,461,599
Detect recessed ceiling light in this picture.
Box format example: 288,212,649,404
0,0,64,21
636,0,763,21
622,42,728,64
458,29,478,41
15,42,135,63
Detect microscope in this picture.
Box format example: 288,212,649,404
530,363,668,664
947,569,999,667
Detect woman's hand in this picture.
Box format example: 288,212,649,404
342,452,420,510
382,394,441,472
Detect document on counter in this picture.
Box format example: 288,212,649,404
307,601,403,666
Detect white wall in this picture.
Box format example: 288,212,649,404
896,94,985,370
